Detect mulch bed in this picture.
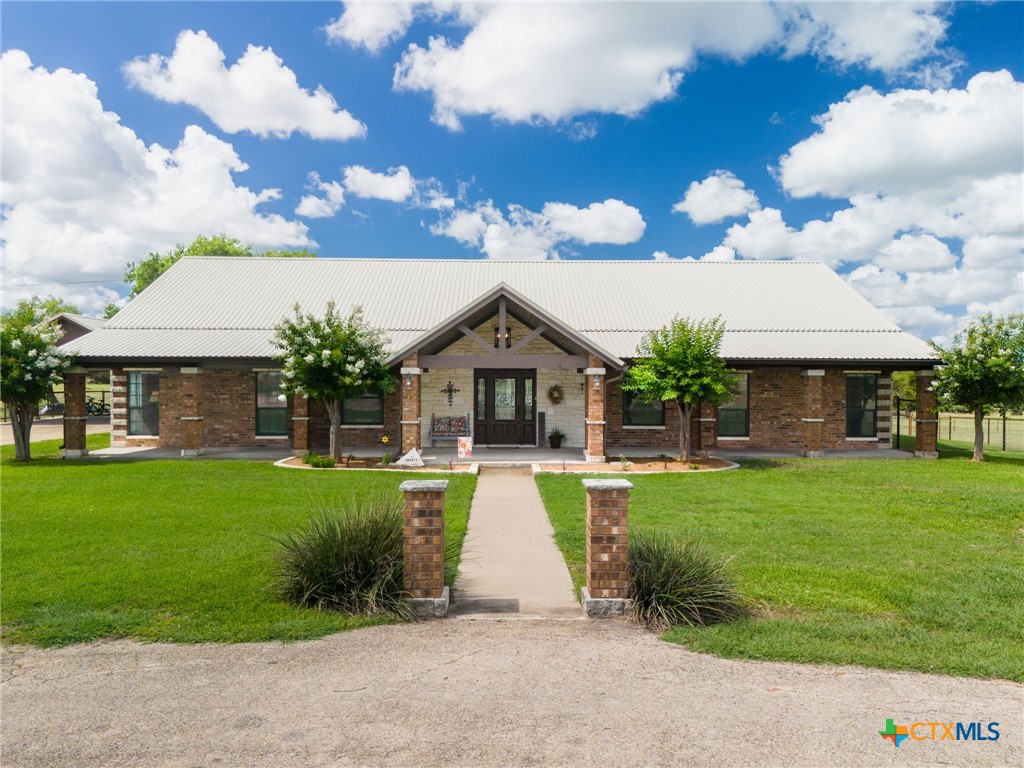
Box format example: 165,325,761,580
278,456,457,471
537,456,733,473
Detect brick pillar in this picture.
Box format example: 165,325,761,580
291,393,310,456
877,371,893,447
62,368,88,457
179,367,203,457
400,355,422,454
110,369,127,447
801,368,825,457
697,400,717,457
400,479,449,618
915,369,938,458
585,354,606,463
581,479,632,617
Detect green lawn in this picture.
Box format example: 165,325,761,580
536,453,1024,681
1,435,475,646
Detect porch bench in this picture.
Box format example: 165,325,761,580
430,413,471,447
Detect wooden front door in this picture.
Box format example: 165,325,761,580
474,369,536,445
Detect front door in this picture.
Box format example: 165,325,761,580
474,369,536,445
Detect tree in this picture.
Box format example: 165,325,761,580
19,294,79,319
623,316,737,462
103,302,121,319
1,303,69,461
123,234,316,298
273,302,395,461
932,312,1024,461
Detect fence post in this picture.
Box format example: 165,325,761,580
1002,412,1007,452
399,480,449,618
581,479,632,617
895,397,902,449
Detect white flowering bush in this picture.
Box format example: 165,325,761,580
273,302,394,460
932,312,1024,461
1,303,70,461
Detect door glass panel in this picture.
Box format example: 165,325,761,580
476,378,487,421
494,378,516,420
524,378,534,420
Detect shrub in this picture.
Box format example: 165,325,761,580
627,530,745,630
302,452,335,468
274,495,460,618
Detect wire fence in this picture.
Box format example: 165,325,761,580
0,389,110,422
894,405,1024,453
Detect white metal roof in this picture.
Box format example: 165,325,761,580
69,257,937,363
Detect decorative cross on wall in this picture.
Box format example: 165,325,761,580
441,380,460,406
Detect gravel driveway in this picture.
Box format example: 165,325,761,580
2,619,1020,767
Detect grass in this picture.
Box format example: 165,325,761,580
536,451,1024,680
1,434,475,646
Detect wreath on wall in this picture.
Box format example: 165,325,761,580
547,384,564,405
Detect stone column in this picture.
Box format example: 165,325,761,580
801,369,825,457
915,369,938,458
584,354,606,463
110,369,127,447
62,368,89,457
179,367,203,457
400,355,422,454
400,479,449,618
581,478,632,617
291,393,310,456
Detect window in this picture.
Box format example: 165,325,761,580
622,391,664,426
256,372,288,436
342,393,384,425
127,371,160,436
718,373,749,437
847,373,878,437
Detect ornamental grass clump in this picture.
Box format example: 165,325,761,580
275,495,408,617
627,530,745,630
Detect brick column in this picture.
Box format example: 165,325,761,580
179,367,203,457
915,369,938,458
291,393,310,456
400,480,449,617
400,355,422,454
581,478,632,617
877,372,893,446
110,369,127,447
801,368,825,457
62,368,88,457
584,354,606,463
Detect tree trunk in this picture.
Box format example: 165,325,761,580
327,399,342,461
973,406,985,462
676,400,692,463
8,401,35,462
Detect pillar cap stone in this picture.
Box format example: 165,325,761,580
582,479,633,491
916,369,937,378
399,480,449,493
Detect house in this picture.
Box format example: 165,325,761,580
53,313,105,347
63,257,940,459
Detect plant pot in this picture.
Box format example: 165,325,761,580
548,435,563,449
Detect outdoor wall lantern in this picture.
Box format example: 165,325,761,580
493,326,511,348
403,373,413,389
592,374,601,391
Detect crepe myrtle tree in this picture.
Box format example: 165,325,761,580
274,302,395,461
1,303,70,461
932,312,1024,462
623,316,737,462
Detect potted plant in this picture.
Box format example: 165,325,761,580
548,427,566,449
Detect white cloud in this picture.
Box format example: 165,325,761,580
702,245,737,262
672,171,760,225
542,199,646,245
779,71,1023,198
342,165,416,201
124,29,366,140
652,250,674,262
876,234,956,272
961,234,1024,271
295,172,345,218
332,1,955,130
1,50,312,313
432,198,646,260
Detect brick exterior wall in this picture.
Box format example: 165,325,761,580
307,388,401,452
607,366,895,452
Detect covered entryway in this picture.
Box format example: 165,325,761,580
474,369,536,445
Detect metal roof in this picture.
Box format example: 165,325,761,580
54,313,106,332
69,257,937,364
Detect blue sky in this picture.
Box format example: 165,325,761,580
2,1,1022,342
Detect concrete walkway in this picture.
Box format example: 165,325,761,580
453,468,579,618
